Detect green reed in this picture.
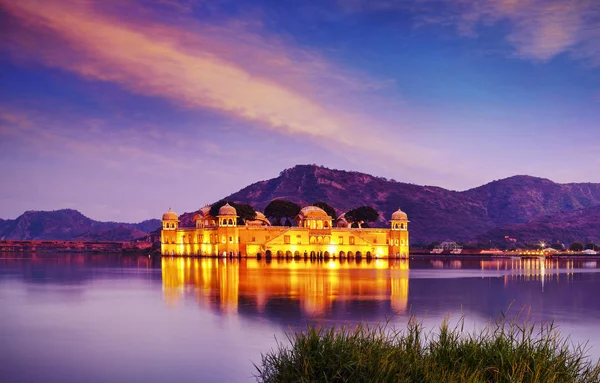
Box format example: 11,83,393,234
254,314,600,383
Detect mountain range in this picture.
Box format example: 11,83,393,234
4,165,600,245
0,209,160,241
182,165,600,245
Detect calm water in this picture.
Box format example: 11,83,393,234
1,254,599,382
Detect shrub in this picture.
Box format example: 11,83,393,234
255,315,600,383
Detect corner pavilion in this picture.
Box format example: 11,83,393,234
161,204,409,258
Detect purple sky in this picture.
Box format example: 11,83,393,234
1,0,599,222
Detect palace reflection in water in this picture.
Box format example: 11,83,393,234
162,258,410,317
160,256,600,325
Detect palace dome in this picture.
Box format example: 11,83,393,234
391,209,408,220
194,206,213,221
335,213,350,227
162,208,178,220
247,211,271,226
218,203,237,216
298,206,329,218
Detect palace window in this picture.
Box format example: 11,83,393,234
349,236,355,245
284,235,290,244
222,235,226,244
252,236,256,242
229,236,233,243
395,239,399,245
297,235,302,244
338,236,344,245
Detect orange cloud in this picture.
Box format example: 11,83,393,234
1,0,436,171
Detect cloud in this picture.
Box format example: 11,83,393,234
340,0,600,65
0,104,216,173
1,0,437,172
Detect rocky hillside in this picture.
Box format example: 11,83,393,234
178,165,600,245
72,226,149,242
475,205,600,245
466,176,600,226
0,209,161,241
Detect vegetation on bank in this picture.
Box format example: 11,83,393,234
255,316,600,383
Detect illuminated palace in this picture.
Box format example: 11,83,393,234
161,204,409,258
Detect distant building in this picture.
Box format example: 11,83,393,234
161,204,409,258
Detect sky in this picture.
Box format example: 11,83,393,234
1,0,599,222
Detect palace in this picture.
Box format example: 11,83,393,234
161,204,409,258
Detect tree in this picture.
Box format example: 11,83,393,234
585,242,599,251
346,206,379,228
234,203,257,224
313,201,337,220
550,243,564,251
264,200,301,226
209,200,256,224
569,242,584,252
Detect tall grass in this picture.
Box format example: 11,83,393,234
255,315,600,382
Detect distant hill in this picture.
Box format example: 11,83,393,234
72,225,149,242
0,209,161,241
476,205,600,245
466,175,600,226
7,165,600,245
179,165,600,245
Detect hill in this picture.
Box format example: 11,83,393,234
0,209,161,241
178,165,600,245
475,205,600,245
72,226,149,242
6,165,600,245
466,175,600,226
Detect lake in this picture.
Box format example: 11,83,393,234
1,254,599,382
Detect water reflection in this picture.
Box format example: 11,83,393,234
160,256,600,326
161,258,410,318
